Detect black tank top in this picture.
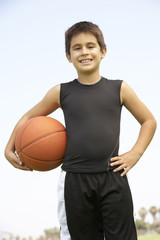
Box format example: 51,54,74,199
60,77,123,173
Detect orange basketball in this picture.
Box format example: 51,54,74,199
15,116,67,171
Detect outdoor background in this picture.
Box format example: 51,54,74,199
0,0,160,238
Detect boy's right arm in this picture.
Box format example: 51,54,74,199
4,84,61,170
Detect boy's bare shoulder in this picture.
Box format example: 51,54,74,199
39,84,61,111
46,84,61,96
120,81,138,105
50,84,61,92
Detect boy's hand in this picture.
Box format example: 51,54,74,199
5,150,32,171
110,150,141,177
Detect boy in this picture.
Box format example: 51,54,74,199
5,21,156,240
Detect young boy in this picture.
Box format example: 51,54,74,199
5,21,156,240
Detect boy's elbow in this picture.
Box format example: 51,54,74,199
150,116,157,133
143,115,157,135
152,117,157,131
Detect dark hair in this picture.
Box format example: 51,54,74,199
65,21,106,55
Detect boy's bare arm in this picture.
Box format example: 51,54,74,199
110,81,157,176
4,84,61,170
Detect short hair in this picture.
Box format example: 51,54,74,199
65,21,106,55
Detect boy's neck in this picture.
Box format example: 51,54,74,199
77,72,101,85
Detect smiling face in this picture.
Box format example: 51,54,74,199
66,32,106,76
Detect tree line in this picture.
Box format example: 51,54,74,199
1,206,160,240
0,228,60,240
136,206,160,235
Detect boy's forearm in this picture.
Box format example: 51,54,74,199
4,114,33,171
131,118,157,157
5,115,29,155
111,117,157,176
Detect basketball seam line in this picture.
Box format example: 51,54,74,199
21,151,63,162
20,130,66,152
19,117,37,151
18,119,33,150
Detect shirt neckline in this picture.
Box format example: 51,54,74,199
75,77,104,88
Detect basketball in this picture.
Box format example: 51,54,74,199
15,116,67,171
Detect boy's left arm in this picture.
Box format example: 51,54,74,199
110,81,157,177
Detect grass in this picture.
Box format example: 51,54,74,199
138,235,160,240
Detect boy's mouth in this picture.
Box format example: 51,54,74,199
79,59,93,63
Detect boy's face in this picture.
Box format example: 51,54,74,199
66,32,106,75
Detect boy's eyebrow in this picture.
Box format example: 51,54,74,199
71,42,97,49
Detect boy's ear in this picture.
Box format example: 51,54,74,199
101,47,107,59
66,53,72,63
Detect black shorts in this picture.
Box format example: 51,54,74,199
57,170,137,240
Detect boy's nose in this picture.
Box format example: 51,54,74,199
81,47,88,55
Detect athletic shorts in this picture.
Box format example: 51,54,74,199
57,170,137,240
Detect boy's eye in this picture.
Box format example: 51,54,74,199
88,45,94,49
73,47,81,50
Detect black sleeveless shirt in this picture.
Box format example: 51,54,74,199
60,77,123,173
